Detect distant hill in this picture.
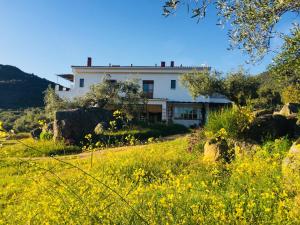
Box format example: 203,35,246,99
0,64,55,109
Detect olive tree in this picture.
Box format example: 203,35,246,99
44,86,72,119
267,24,300,103
181,68,260,106
78,78,147,119
163,0,300,61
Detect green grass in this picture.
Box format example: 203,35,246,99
91,122,190,147
0,136,299,224
0,138,81,157
102,123,189,138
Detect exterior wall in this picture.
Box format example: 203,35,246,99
172,119,200,127
56,68,230,104
59,72,202,102
55,66,231,127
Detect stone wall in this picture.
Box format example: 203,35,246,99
53,108,112,144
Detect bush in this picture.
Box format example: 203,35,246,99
0,110,23,130
205,106,254,140
40,130,53,141
281,85,300,104
260,137,292,159
12,108,46,132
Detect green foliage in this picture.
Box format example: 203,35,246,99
204,106,254,140
180,69,223,98
85,122,189,149
269,25,300,88
39,131,53,141
78,78,147,119
0,138,81,157
0,110,22,130
252,72,282,109
12,108,46,132
181,68,259,106
38,120,53,141
224,69,259,106
281,85,300,104
267,25,300,104
163,0,300,61
260,137,292,159
44,86,74,119
0,121,7,145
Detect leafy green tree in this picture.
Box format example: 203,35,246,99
44,86,73,119
224,69,259,106
180,69,224,98
269,25,300,87
79,78,147,119
163,0,300,61
254,72,282,108
181,68,259,106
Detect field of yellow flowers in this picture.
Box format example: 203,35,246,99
0,136,299,224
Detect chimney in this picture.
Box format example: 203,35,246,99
87,57,92,67
170,61,175,67
161,61,166,67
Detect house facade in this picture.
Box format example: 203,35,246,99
56,58,231,127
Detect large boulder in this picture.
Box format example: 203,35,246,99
203,139,233,163
282,139,300,193
275,103,300,117
53,108,112,144
245,114,299,143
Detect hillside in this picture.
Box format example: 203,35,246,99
0,64,55,109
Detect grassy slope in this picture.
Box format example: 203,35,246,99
0,137,299,224
0,138,81,158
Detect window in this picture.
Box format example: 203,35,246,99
143,80,154,98
171,80,176,89
79,78,84,88
174,107,200,120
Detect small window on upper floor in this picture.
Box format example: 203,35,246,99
143,80,154,99
171,80,176,89
79,78,84,88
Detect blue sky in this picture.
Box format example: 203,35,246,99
0,0,298,84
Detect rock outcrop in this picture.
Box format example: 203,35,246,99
245,114,299,142
275,103,300,117
53,108,112,144
282,138,300,193
203,139,233,163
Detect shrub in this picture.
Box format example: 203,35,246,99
38,119,53,141
205,105,254,140
260,137,292,159
39,130,53,141
12,108,46,132
281,85,300,104
0,110,22,130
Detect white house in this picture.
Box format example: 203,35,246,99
56,58,231,127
